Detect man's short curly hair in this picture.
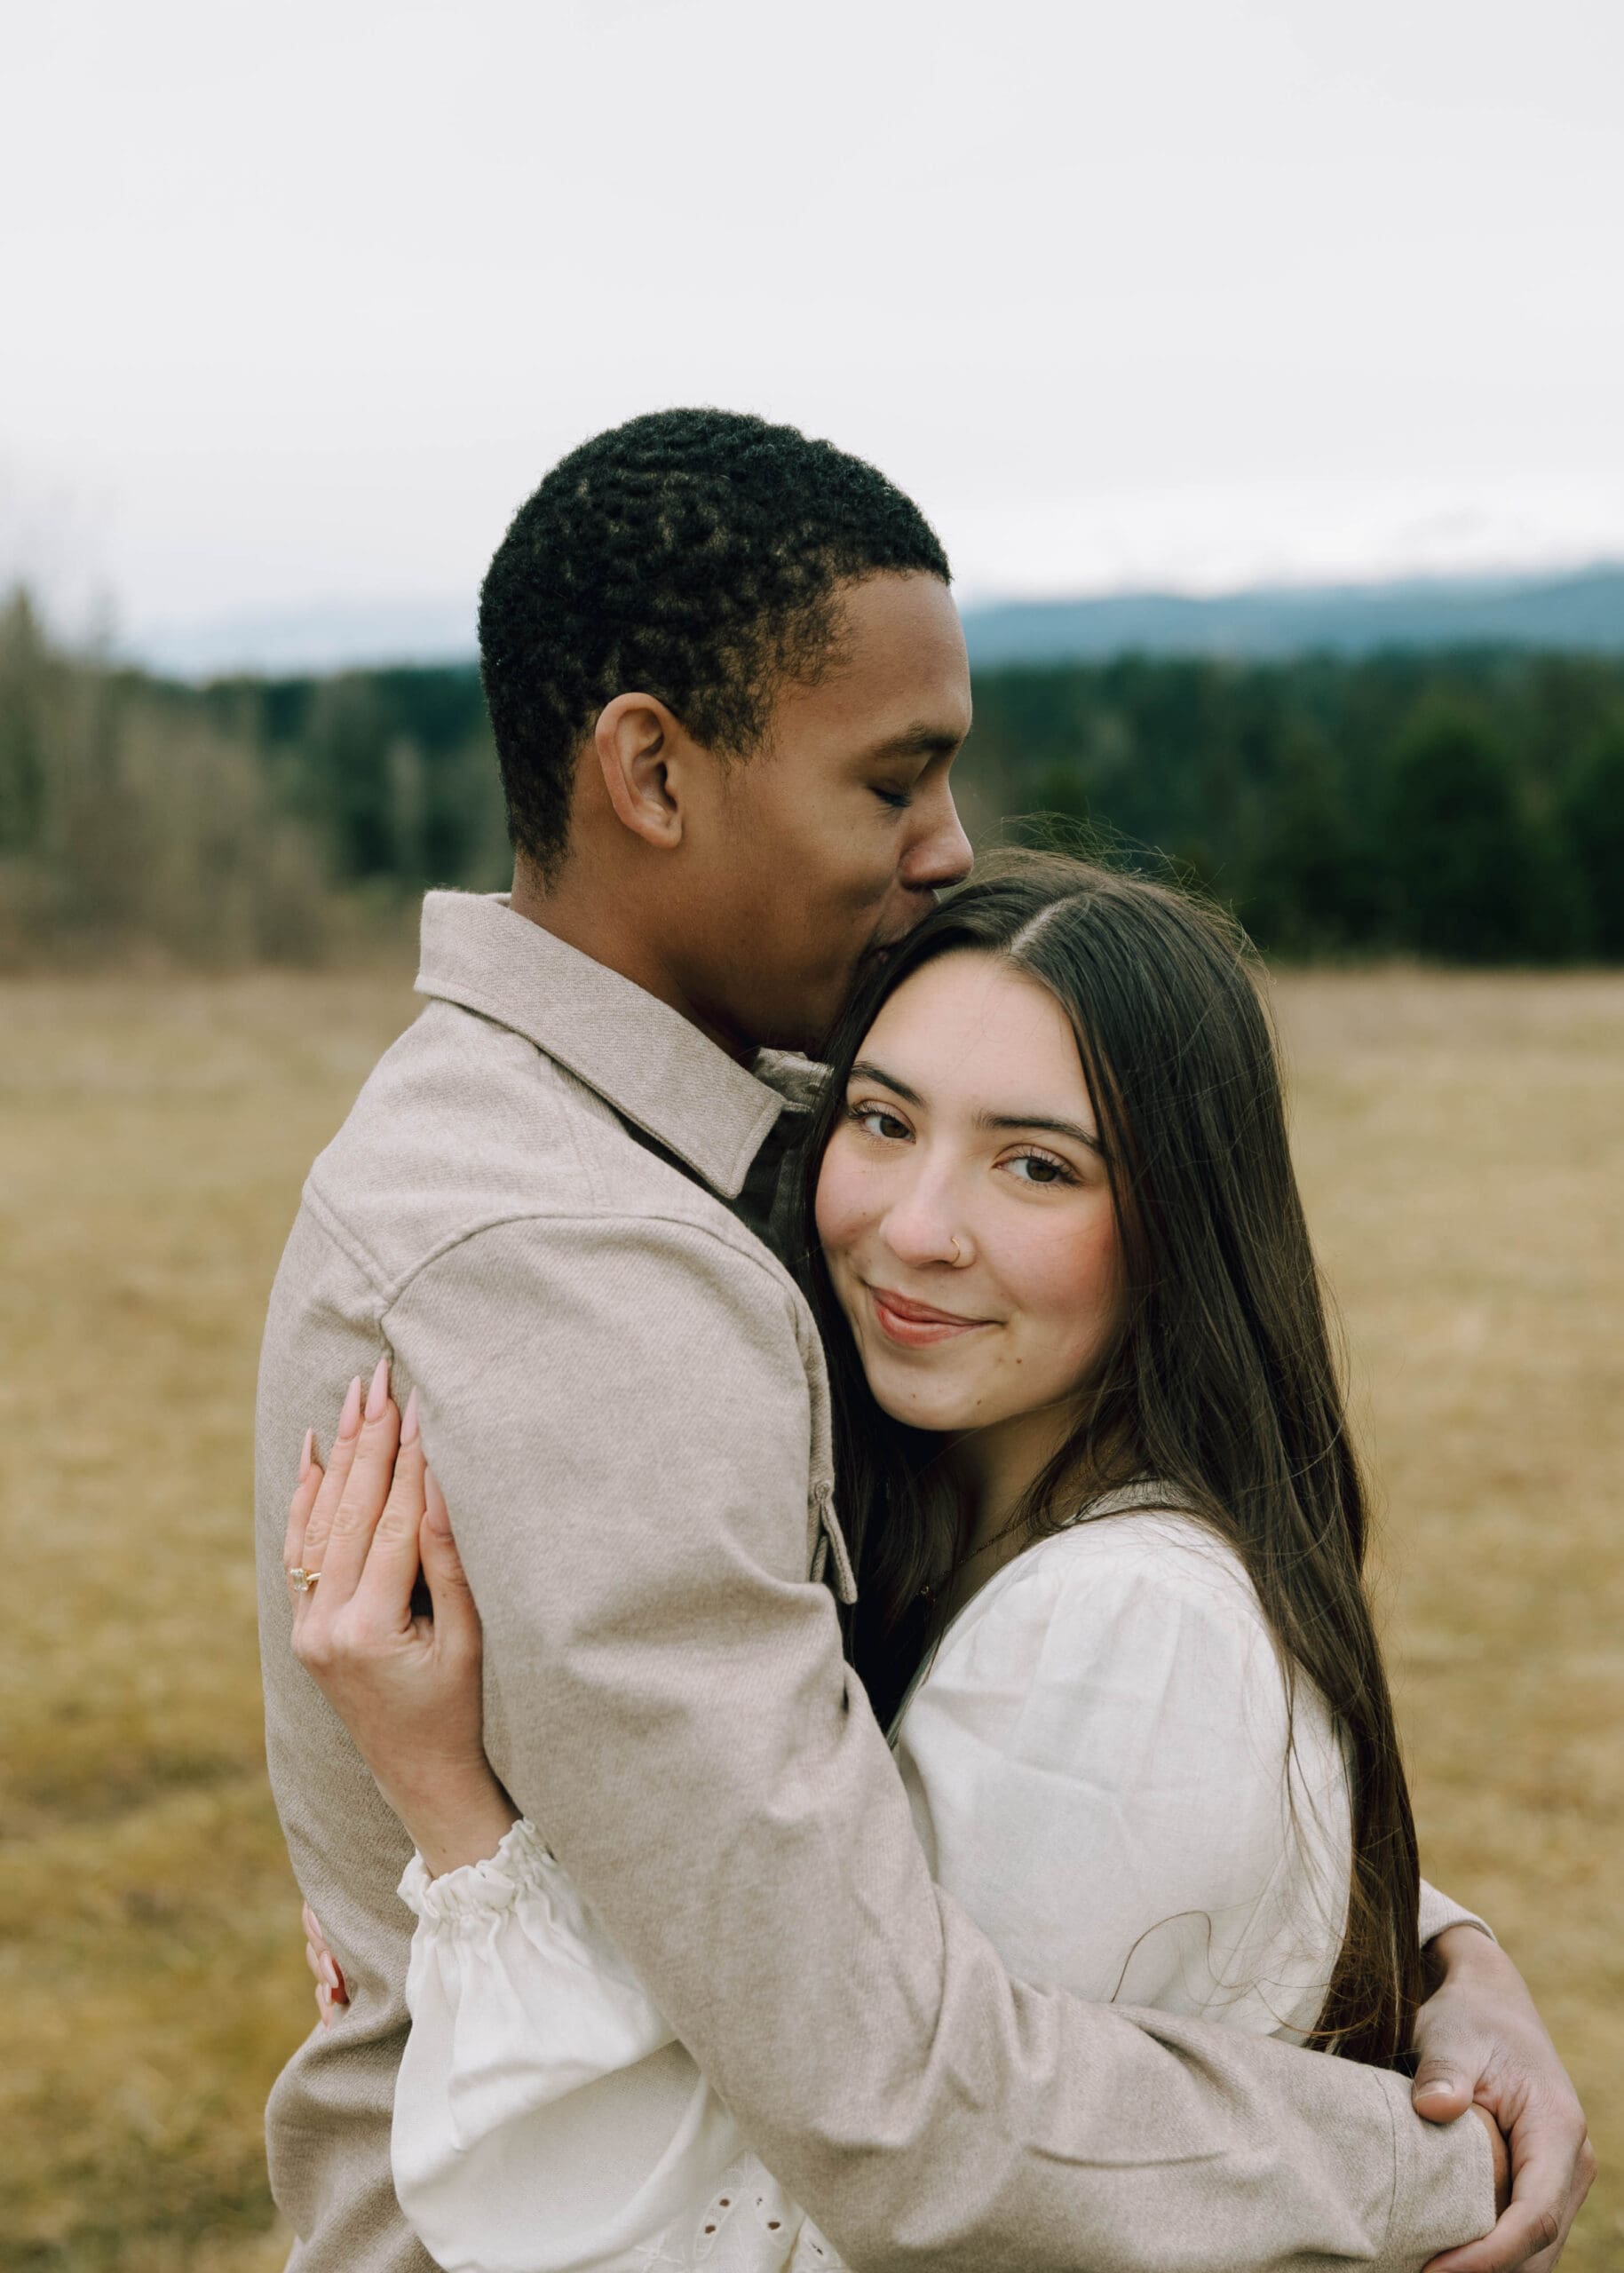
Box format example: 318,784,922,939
478,408,951,875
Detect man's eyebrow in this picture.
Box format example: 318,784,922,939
858,724,965,764
978,1111,1104,1155
848,1058,923,1105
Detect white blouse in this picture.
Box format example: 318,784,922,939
392,1503,1353,2273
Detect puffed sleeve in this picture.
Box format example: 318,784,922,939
894,1519,1353,2039
390,1818,744,2273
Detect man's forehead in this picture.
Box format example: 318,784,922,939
832,571,967,665
768,572,970,746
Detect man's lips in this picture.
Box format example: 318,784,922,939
867,1284,994,1350
868,895,942,960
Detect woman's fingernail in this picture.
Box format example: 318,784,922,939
401,1387,420,1445
364,1356,390,1423
337,1375,362,1439
320,1954,341,1991
298,1426,315,1483
1414,2080,1456,2103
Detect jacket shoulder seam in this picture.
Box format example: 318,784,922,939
375,1203,801,1319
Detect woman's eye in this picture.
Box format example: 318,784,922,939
872,787,914,812
847,1103,911,1141
1003,1149,1074,1186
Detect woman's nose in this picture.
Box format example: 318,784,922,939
879,1174,972,1271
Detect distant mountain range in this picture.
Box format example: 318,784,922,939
131,563,1624,681
960,563,1624,667
131,598,478,680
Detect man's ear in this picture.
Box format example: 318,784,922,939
591,693,687,851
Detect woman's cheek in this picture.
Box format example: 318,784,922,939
813,1136,870,1257
1008,1204,1121,1358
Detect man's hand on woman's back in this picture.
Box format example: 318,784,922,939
1413,1924,1593,2271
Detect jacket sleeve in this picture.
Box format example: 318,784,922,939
386,1211,1495,2273
1419,1881,1494,1945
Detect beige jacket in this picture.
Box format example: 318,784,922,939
255,891,1493,2273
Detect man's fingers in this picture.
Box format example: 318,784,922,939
1428,2199,1561,2273
1413,2058,1475,2123
1426,2133,1573,2273
298,1374,366,1572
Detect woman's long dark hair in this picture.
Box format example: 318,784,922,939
796,851,1422,2069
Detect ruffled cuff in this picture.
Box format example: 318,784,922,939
398,1815,554,1923
397,1813,677,2147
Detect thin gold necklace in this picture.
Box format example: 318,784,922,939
919,1525,1020,1607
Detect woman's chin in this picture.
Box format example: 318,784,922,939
843,1313,991,1433
864,1374,978,1435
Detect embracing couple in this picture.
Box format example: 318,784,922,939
256,409,1591,2273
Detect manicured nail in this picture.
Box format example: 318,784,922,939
364,1356,390,1423
337,1375,362,1440
1414,2080,1456,2103
298,1427,315,1483
400,1388,420,1445
320,1954,341,1991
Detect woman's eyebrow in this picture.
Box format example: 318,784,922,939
848,1058,923,1105
978,1110,1104,1154
848,1065,1102,1153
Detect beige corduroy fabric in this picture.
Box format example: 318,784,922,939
255,891,1493,2273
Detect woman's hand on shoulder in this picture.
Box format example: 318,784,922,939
284,1360,517,1876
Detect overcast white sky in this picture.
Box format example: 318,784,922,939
3,0,1621,664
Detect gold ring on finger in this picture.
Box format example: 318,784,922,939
287,1566,321,1594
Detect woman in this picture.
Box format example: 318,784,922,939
288,855,1488,2271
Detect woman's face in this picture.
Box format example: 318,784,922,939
815,950,1124,1440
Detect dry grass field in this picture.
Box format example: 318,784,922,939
1,964,1620,2270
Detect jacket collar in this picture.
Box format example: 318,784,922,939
415,891,787,1199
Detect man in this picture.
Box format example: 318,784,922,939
257,409,1590,2271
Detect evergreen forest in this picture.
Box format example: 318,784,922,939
2,588,1620,968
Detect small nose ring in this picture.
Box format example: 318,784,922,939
948,1235,967,1265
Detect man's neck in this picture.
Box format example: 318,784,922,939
509,863,755,1065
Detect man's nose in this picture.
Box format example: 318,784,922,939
902,784,973,894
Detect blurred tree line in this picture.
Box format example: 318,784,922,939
962,648,1624,961
2,585,1620,967
0,590,507,968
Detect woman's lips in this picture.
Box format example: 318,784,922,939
867,1284,992,1350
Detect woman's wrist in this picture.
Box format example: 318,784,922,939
382,1762,519,1880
